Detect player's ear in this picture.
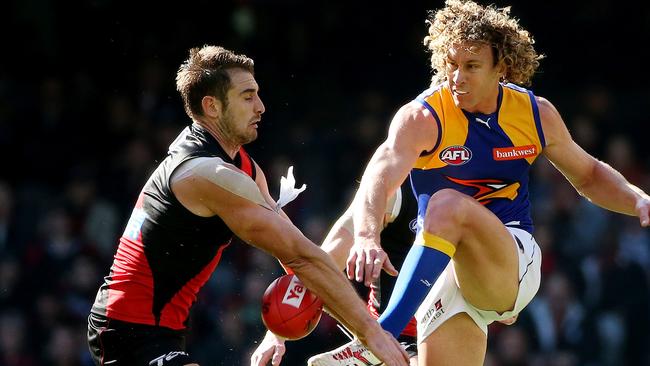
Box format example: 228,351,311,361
202,95,222,119
496,59,507,81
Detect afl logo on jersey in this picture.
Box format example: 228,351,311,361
439,145,472,166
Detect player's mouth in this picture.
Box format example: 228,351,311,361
453,88,469,96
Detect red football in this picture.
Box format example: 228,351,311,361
261,274,324,340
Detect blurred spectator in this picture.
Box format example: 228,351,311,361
44,324,86,366
0,181,15,253
0,310,36,366
494,326,531,366
0,256,27,309
523,271,591,361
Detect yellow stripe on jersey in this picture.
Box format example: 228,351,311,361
497,86,543,165
479,181,520,201
415,87,469,169
415,231,457,257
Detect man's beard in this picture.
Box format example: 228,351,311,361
221,112,257,145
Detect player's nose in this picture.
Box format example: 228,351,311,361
255,95,265,114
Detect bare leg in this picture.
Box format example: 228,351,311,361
423,189,519,312
418,313,486,366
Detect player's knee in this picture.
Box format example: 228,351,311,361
423,189,470,230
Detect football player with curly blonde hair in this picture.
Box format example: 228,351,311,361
307,1,649,365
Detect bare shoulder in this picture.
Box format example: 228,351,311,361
396,101,435,126
535,96,560,119
388,101,437,152
535,95,570,148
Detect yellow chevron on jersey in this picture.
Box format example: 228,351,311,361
445,176,520,204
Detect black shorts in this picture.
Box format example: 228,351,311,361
397,334,418,359
87,313,197,366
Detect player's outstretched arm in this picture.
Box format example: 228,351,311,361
350,102,436,286
322,188,403,270
173,175,409,366
320,209,356,270
539,97,650,226
250,187,404,365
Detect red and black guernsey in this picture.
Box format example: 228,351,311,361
91,123,256,330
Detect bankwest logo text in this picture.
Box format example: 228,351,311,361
282,275,306,308
493,145,537,161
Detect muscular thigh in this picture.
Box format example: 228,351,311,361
425,191,519,312
418,312,486,366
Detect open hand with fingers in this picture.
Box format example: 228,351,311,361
346,240,398,287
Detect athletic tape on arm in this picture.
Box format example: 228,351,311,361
172,157,273,210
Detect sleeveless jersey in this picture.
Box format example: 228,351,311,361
410,83,545,233
91,124,256,330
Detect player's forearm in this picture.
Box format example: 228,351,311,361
320,216,354,270
354,145,397,243
576,160,649,215
282,241,380,341
236,213,380,340
320,199,359,269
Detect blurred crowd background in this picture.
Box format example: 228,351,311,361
2,0,650,365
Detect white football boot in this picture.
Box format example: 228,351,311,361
307,338,383,366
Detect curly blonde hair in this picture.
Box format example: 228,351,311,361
424,0,543,86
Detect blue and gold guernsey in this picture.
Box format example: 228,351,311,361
410,83,546,234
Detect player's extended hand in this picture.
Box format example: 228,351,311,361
250,331,286,366
636,195,650,227
362,328,410,366
346,239,398,287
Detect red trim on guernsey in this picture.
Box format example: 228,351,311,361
280,263,295,275
105,237,156,325
105,237,231,329
134,192,144,208
158,242,230,329
239,147,253,176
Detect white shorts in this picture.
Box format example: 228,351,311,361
415,226,542,342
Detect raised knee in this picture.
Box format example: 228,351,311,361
423,189,470,231
427,189,471,217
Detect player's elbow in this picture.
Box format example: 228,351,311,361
571,159,602,198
